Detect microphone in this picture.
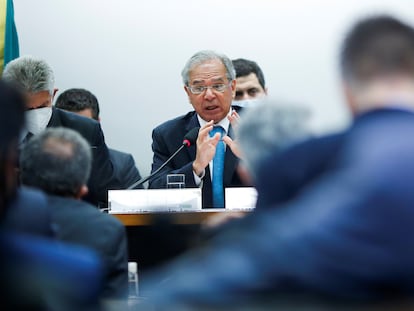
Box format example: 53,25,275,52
126,127,200,189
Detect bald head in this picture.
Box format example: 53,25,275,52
20,128,92,197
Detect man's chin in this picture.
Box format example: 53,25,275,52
200,111,225,123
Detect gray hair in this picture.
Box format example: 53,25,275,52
2,55,55,95
181,50,236,86
20,127,92,197
237,98,312,181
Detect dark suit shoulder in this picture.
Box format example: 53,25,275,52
47,196,123,229
152,111,199,153
47,196,126,255
11,186,48,207
108,148,143,189
49,108,101,142
108,148,133,162
153,111,197,133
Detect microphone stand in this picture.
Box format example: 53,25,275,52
127,144,186,190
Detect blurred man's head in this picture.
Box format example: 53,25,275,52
3,56,57,135
3,55,56,108
0,81,25,216
341,15,414,114
232,58,267,102
20,128,92,199
55,88,100,121
182,50,236,123
237,98,311,184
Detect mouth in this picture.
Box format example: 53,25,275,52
205,105,219,111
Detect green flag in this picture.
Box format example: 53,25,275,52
0,0,19,74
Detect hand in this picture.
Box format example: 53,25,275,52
192,120,220,176
223,110,242,158
227,110,240,132
223,135,242,158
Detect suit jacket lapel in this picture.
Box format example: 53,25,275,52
223,124,239,186
48,107,61,127
185,113,200,162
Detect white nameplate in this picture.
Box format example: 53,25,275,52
225,187,257,210
108,189,202,214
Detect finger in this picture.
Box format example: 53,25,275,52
199,120,214,132
205,120,215,127
231,110,240,119
209,132,221,146
223,136,242,158
222,135,233,146
198,121,214,140
228,112,240,127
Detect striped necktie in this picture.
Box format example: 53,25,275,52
209,126,225,208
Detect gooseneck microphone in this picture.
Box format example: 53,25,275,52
126,127,200,189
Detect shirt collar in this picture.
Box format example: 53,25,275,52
197,108,232,134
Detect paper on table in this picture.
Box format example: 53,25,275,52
225,187,257,210
108,189,202,214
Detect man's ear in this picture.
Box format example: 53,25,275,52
52,88,59,101
343,82,358,116
230,79,236,98
184,85,191,96
75,185,88,200
184,86,193,105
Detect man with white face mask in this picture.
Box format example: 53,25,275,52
24,107,53,137
232,58,268,108
2,55,119,208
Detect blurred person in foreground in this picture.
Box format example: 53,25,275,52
141,15,414,309
149,50,246,208
20,127,129,301
232,58,267,106
0,80,103,310
55,88,143,189
233,99,310,186
202,98,311,229
2,55,119,207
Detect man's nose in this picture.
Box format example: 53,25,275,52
203,87,216,100
240,92,251,100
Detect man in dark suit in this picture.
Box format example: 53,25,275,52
0,79,103,311
20,127,129,300
2,56,119,207
142,15,414,309
149,50,245,208
54,87,143,189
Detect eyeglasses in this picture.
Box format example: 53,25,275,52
187,82,231,95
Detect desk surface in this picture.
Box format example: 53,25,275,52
111,209,251,226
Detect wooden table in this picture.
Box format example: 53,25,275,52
111,209,250,226
113,209,252,270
